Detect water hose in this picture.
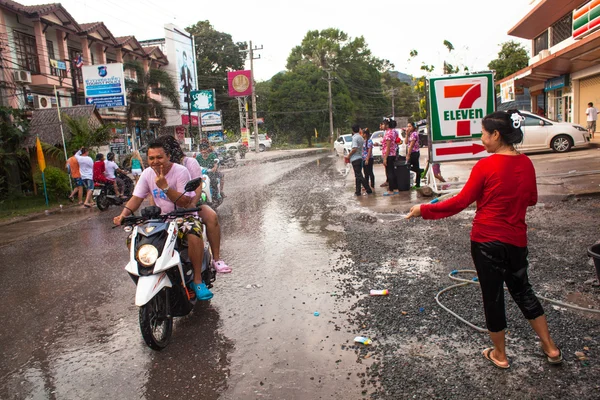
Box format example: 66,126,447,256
435,269,600,334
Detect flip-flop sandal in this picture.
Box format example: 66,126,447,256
382,192,398,196
68,196,74,203
83,204,91,208
482,347,510,369
543,348,563,365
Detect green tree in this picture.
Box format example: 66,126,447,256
124,61,180,147
0,107,30,197
63,114,118,155
186,21,247,135
488,41,529,81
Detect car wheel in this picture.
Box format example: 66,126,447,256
551,135,572,153
259,144,266,152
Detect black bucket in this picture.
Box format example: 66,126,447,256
587,243,600,282
394,160,411,191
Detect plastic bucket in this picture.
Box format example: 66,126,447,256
394,160,411,191
587,243,600,282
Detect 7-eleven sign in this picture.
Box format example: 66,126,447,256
428,73,495,143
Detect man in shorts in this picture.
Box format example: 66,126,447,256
76,147,95,208
67,150,83,204
586,102,598,138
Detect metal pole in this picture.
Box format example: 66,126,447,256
250,41,259,152
327,70,334,143
391,89,395,119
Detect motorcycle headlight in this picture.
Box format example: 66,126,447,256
137,244,159,267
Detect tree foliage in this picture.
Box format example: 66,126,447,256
124,61,180,146
0,107,30,197
186,21,247,134
487,41,529,81
63,114,118,155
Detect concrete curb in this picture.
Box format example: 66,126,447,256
0,202,81,227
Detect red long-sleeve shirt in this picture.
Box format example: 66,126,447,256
421,154,537,247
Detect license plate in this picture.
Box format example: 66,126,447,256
93,189,101,196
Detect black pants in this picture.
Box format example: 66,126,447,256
409,151,421,187
385,156,397,191
471,241,545,333
352,159,371,195
363,158,374,188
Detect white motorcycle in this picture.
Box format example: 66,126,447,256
119,178,216,350
200,167,223,209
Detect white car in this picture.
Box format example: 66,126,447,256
370,131,384,161
334,134,353,156
224,134,272,152
516,111,590,153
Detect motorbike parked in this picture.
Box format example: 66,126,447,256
118,178,216,350
93,170,134,211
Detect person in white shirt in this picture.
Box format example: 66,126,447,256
586,102,598,138
75,147,95,207
104,152,127,197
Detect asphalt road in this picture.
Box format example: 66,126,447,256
1,148,599,399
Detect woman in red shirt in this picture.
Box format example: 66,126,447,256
407,110,562,369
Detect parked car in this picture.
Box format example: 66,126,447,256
224,134,272,152
417,126,429,147
516,111,590,153
370,130,384,161
334,134,353,156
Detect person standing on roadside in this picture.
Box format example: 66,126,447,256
382,118,399,196
405,122,421,188
76,147,94,208
586,102,598,138
67,150,83,205
407,110,562,369
346,124,372,196
130,150,144,184
361,128,375,189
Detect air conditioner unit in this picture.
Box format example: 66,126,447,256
13,70,32,84
539,49,551,60
33,95,53,109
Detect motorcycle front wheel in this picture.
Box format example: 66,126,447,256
96,192,110,211
139,288,172,350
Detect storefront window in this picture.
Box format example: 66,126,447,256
547,89,572,123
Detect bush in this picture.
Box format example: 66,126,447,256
34,166,71,200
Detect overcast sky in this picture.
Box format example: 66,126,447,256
19,0,534,81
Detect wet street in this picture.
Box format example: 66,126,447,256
1,150,600,399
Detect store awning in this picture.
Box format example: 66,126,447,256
497,28,600,88
508,0,586,39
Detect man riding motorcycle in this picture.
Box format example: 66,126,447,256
113,139,213,300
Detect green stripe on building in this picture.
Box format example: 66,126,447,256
574,14,589,31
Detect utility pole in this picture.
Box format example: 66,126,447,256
324,70,334,141
248,41,263,152
391,88,396,119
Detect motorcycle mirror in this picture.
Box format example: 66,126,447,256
184,177,202,192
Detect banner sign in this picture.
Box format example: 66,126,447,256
500,79,515,103
190,89,216,112
181,115,199,126
428,72,495,162
201,111,222,126
82,63,127,108
227,70,252,97
573,1,600,39
208,131,224,142
544,74,569,92
50,59,67,70
175,126,185,141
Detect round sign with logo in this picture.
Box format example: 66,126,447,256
232,74,250,92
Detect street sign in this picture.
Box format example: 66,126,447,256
202,125,222,132
82,63,127,109
190,89,216,112
431,141,488,162
181,115,198,126
428,72,495,162
201,111,222,126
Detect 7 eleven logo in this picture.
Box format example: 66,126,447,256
433,76,488,139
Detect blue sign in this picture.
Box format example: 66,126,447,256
207,131,224,143
545,74,569,92
86,95,126,108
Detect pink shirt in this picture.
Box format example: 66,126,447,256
133,163,192,214
382,129,398,157
183,157,202,179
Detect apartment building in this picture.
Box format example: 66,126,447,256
497,0,600,126
0,0,169,134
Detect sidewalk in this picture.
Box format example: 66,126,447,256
235,147,329,166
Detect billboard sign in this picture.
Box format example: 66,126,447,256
227,70,252,97
181,114,199,126
208,131,224,142
428,72,495,162
175,32,196,114
202,125,223,132
190,89,216,112
82,63,127,108
201,111,222,126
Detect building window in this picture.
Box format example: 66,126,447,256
551,13,572,46
533,31,549,56
69,47,83,84
13,30,39,74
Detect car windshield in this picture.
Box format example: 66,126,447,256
344,136,352,142
372,132,383,139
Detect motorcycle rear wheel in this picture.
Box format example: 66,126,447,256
96,193,110,211
139,288,172,350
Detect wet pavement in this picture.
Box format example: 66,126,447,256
1,148,599,399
